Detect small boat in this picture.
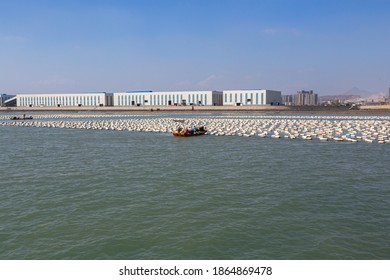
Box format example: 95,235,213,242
172,127,207,137
10,115,33,120
172,130,207,137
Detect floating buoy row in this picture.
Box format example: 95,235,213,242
212,115,390,121
0,113,157,120
1,115,389,144
1,113,389,121
202,118,390,143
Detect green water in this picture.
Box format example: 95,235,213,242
1,121,389,259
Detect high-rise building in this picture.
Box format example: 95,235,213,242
294,90,318,105
282,95,294,105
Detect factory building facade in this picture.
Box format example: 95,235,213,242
1,94,16,107
16,93,108,107
222,89,282,106
113,90,223,106
8,89,281,108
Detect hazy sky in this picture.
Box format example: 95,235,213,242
1,0,389,95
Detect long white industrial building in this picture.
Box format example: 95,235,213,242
223,89,282,106
113,90,223,106
8,89,282,107
16,92,108,107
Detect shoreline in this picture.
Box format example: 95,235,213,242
1,105,390,115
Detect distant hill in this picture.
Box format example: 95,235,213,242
320,95,361,102
320,87,387,103
343,87,372,97
364,92,386,103
343,87,386,103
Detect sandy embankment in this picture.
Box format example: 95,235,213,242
359,104,390,110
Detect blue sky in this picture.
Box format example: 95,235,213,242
1,0,389,95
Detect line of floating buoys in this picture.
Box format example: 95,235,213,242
0,113,157,120
1,115,389,144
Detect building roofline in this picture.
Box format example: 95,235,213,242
16,92,108,95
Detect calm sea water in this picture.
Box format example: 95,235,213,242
1,115,389,259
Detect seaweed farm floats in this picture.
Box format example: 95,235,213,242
1,114,390,144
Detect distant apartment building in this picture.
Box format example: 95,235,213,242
388,87,390,102
282,95,294,106
294,90,319,106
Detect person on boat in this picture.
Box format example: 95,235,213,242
183,127,188,134
177,127,183,132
